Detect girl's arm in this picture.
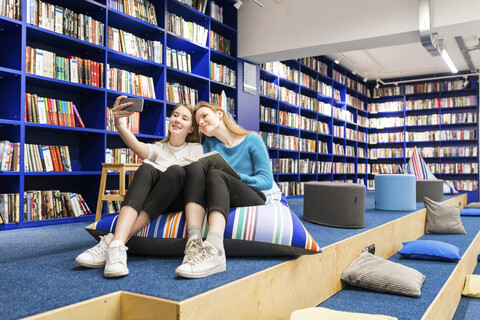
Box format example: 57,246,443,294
239,135,273,190
112,95,150,160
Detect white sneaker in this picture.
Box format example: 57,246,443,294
181,235,203,264
75,233,113,268
104,243,129,278
175,241,226,279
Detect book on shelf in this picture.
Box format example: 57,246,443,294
184,151,240,179
24,144,72,172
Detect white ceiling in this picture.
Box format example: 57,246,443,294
328,35,480,82
237,0,480,82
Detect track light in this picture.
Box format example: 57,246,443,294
352,70,357,75
234,0,242,9
334,58,340,64
375,82,380,89
463,76,469,88
363,77,368,82
440,48,458,73
250,0,264,7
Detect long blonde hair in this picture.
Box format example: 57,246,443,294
161,103,200,143
194,101,251,136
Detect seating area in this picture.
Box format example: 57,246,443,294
2,187,479,320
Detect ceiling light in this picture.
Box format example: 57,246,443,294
363,77,368,82
352,70,357,75
234,0,242,9
334,59,340,64
375,82,380,89
250,0,264,7
440,49,458,73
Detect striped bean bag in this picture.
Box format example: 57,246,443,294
85,184,321,256
405,147,457,194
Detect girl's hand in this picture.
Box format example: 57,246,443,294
112,95,134,125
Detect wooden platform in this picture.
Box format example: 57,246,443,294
24,194,473,320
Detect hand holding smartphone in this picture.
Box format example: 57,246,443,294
121,97,144,112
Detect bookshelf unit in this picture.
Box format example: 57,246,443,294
368,76,479,202
0,0,238,230
259,57,370,196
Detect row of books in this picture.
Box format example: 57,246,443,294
24,144,71,172
405,129,476,142
333,70,370,97
370,163,404,174
369,117,404,128
451,180,478,191
277,182,302,197
107,66,156,99
262,61,299,83
332,162,356,174
404,112,477,126
25,93,85,128
369,148,404,159
103,190,123,214
0,193,19,224
210,30,231,55
372,85,404,98
260,132,316,153
105,148,142,164
107,26,162,64
297,58,329,77
166,82,199,105
26,46,104,87
23,191,91,222
405,96,477,110
260,80,279,99
404,80,464,94
345,145,355,157
178,0,207,14
0,141,20,172
300,72,316,91
106,107,140,134
27,0,105,46
333,143,345,156
428,163,479,174
210,92,235,115
210,62,236,86
166,47,192,73
0,0,20,20
405,146,478,158
210,1,223,23
346,94,366,111
369,132,404,144
107,0,157,25
167,12,208,47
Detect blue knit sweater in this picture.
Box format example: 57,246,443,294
203,133,273,190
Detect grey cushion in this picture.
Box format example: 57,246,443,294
466,202,480,209
341,250,425,297
424,197,466,234
303,182,365,228
416,180,444,202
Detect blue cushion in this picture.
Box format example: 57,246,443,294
375,174,416,211
460,208,480,216
398,240,461,262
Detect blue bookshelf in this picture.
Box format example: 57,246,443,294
0,0,238,230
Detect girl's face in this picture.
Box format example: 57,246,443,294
169,105,194,138
195,107,223,136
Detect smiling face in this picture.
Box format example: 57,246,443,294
195,106,223,136
168,105,194,139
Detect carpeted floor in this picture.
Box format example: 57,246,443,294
0,192,465,319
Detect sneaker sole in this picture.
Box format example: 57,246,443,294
104,270,129,278
75,258,105,268
175,265,226,279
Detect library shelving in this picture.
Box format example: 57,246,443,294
368,76,479,202
0,0,238,230
259,57,370,197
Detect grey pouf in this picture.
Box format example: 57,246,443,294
416,179,444,202
303,182,366,228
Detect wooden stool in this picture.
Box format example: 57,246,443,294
95,163,141,221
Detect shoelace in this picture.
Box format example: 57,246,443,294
183,239,203,264
108,245,127,264
86,235,110,256
187,244,216,265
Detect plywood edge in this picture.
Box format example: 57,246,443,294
22,291,123,320
421,229,480,320
120,291,179,320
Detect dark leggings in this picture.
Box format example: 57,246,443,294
122,163,187,221
184,161,266,221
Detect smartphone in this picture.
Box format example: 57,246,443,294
122,97,144,112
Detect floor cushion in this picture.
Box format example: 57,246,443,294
466,202,480,209
375,174,416,211
86,184,321,256
398,240,461,262
460,208,480,216
424,197,466,234
341,250,425,297
290,307,398,320
462,275,480,298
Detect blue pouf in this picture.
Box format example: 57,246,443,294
375,174,416,211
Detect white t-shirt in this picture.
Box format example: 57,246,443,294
144,141,203,172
